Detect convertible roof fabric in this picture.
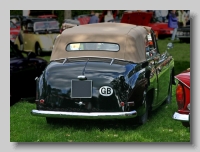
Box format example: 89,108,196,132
50,22,151,63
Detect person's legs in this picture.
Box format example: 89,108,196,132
157,16,162,22
162,17,166,22
171,27,178,41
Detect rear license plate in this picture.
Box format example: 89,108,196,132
71,80,92,98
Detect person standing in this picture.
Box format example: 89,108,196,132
88,11,99,24
185,10,190,25
168,10,178,41
177,10,184,27
155,10,162,22
161,10,168,22
104,10,114,22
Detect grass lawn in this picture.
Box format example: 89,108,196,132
10,38,190,142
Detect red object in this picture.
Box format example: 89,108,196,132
38,14,57,19
176,84,185,110
40,99,45,104
10,21,20,42
174,69,190,127
78,17,91,25
120,11,173,37
76,10,118,24
120,102,125,107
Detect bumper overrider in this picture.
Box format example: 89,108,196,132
31,110,137,119
172,112,190,122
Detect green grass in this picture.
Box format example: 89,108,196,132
157,38,190,75
10,38,190,142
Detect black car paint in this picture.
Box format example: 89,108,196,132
10,41,47,105
36,58,147,113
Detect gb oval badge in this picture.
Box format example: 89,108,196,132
99,86,113,96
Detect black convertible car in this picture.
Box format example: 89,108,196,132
10,41,47,105
31,23,175,125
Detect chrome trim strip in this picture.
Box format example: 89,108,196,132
31,110,137,119
172,112,189,122
52,56,134,63
77,75,87,80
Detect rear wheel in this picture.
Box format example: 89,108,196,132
137,91,149,125
137,101,148,125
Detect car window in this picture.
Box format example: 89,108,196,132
34,21,59,31
66,43,120,51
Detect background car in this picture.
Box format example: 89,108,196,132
73,14,91,25
120,11,173,39
10,41,48,106
172,68,190,127
176,25,190,43
38,14,58,19
14,18,60,56
10,21,20,42
10,15,27,27
31,23,175,125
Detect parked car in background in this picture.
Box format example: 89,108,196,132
38,14,58,19
73,11,118,24
61,19,80,33
176,25,190,42
172,68,190,127
10,21,20,42
10,15,26,27
14,18,60,56
10,41,48,106
10,15,27,44
60,22,78,33
120,11,173,38
31,23,175,125
74,14,91,25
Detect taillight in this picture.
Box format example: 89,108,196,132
176,84,185,110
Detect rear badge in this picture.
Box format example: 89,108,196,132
99,86,113,96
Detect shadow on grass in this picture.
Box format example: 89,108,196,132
174,61,190,75
44,101,174,131
47,117,141,131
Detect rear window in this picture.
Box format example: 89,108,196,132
66,43,119,52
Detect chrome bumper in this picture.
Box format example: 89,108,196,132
31,109,137,119
172,112,190,122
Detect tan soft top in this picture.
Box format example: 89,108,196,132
50,22,151,63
